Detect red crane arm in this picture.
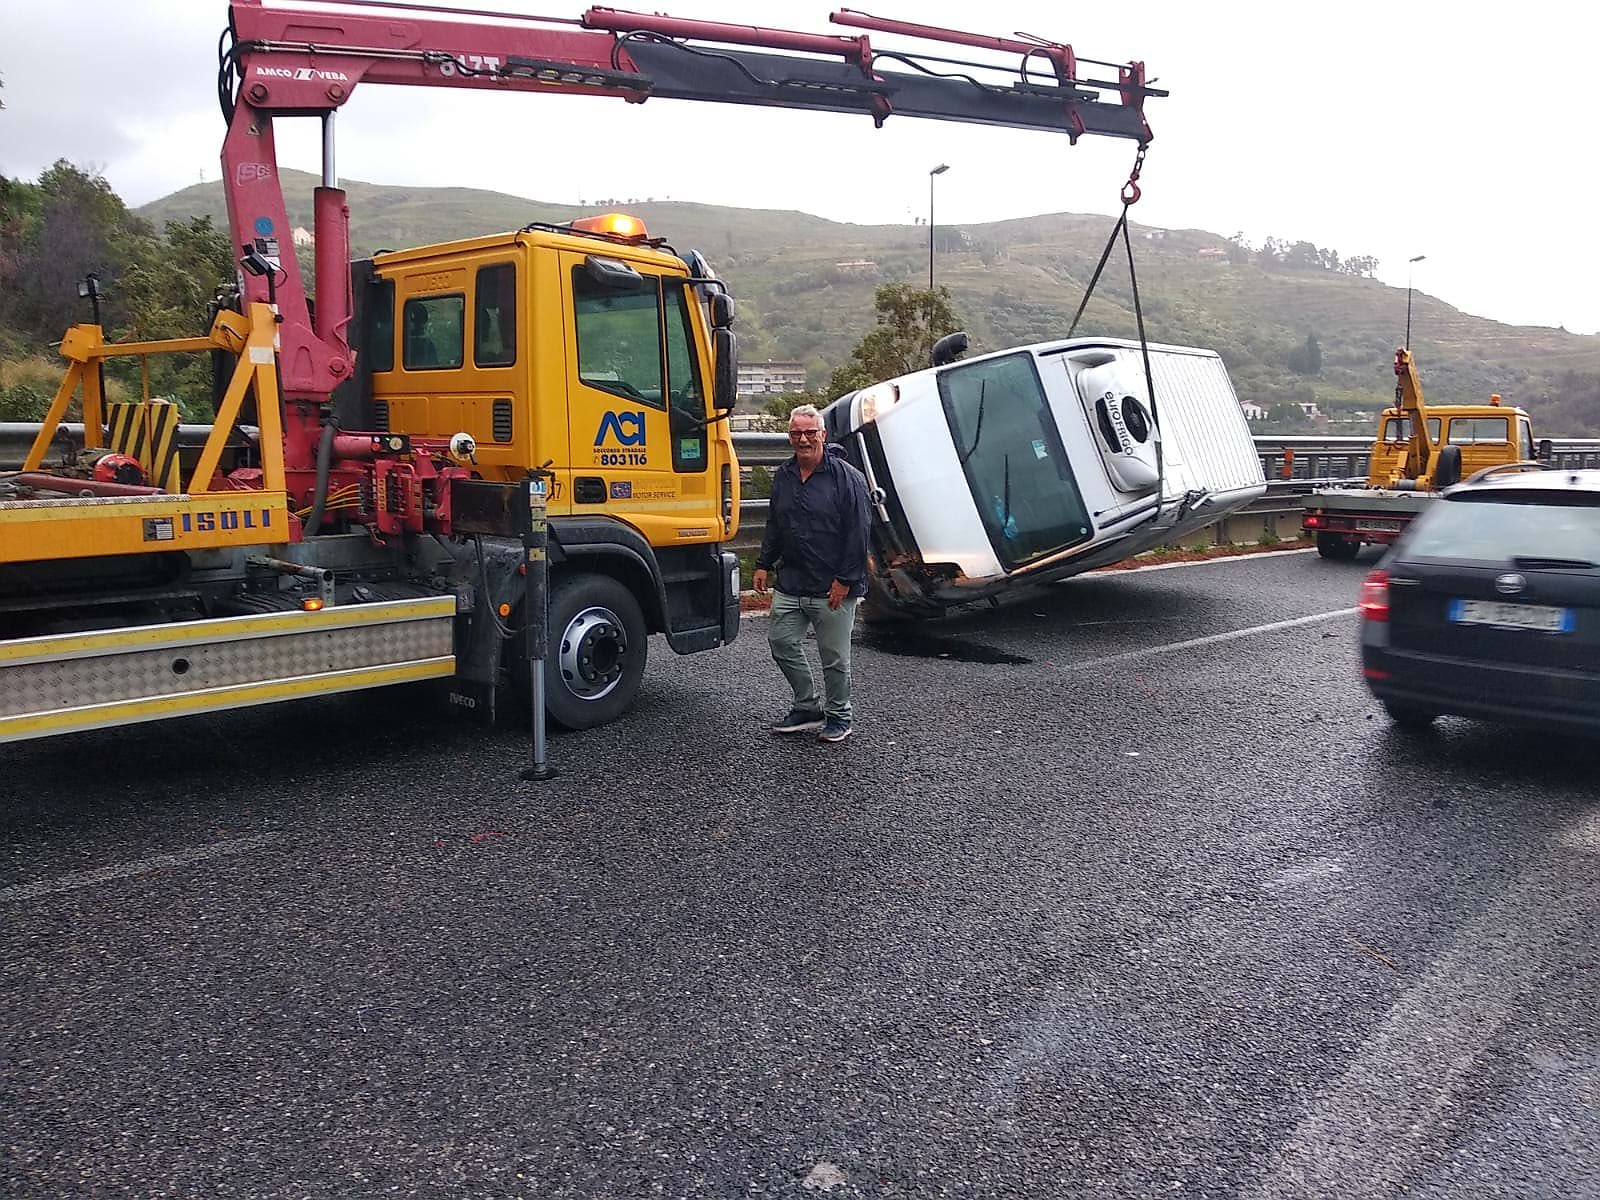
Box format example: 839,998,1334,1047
219,0,1164,455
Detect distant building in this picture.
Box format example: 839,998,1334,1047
1197,247,1227,259
1240,402,1267,421
834,260,878,272
291,226,315,248
737,360,808,399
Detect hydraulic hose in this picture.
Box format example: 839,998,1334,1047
301,420,336,537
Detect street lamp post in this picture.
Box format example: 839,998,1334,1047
927,163,949,364
1405,254,1426,348
928,163,949,292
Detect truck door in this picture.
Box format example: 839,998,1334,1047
562,254,712,542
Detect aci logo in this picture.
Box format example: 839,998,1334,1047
595,410,646,447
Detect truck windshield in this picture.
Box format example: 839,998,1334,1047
938,353,1092,569
573,270,664,406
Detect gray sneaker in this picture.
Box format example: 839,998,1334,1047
770,707,824,735
816,719,853,744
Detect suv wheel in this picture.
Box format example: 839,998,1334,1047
1382,699,1437,730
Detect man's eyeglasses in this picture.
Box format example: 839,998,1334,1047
788,429,823,441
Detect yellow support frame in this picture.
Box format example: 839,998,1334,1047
3,304,291,565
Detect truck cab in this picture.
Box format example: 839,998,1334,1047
346,215,742,727
356,217,737,549
1367,401,1535,490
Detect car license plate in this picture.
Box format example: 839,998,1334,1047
1356,518,1403,532
1448,598,1574,633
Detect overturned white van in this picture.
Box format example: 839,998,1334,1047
819,337,1266,616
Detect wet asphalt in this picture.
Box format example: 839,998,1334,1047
3,548,1597,1199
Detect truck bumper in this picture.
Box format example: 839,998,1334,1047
0,595,456,743
721,550,742,645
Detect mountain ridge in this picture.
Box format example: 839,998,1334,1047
137,169,1600,433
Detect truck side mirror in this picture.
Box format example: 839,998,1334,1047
713,327,738,414
711,292,735,330
1537,438,1553,462
583,254,645,291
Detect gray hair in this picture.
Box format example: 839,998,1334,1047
788,404,822,424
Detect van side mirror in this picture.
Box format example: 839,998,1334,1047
931,330,968,367
713,327,738,414
711,292,735,330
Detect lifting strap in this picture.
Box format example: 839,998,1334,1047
1067,143,1162,475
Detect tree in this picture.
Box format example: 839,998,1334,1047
830,282,959,394
0,161,146,344
1287,331,1322,376
763,282,961,420
0,164,236,419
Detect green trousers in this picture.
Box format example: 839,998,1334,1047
768,590,860,723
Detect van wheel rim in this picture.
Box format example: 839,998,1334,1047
558,606,627,700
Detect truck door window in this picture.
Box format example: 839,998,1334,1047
573,267,663,406
1446,416,1508,444
938,352,1092,568
368,278,395,373
403,294,464,370
1381,416,1411,444
474,263,516,368
664,281,708,473
1519,419,1535,460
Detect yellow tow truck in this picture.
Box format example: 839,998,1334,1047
1300,348,1538,559
0,0,1162,743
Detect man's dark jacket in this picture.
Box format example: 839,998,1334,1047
756,443,873,598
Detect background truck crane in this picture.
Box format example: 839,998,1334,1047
1300,348,1540,559
0,0,1162,744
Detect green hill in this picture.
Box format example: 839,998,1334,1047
138,170,1600,434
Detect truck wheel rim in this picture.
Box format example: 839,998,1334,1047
558,605,627,700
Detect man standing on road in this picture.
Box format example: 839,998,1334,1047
753,404,873,744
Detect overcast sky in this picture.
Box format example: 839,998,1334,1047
4,1,1597,335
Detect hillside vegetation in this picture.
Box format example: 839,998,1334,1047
28,166,1600,434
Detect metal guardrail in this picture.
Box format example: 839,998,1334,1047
725,432,1600,551
8,423,1600,553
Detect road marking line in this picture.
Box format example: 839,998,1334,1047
1246,854,1600,1200
0,833,280,902
1088,547,1317,576
1063,608,1358,671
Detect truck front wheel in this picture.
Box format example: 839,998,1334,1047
1316,532,1360,560
514,574,648,730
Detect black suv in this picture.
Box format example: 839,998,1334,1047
1360,464,1600,733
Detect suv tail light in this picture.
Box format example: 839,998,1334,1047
1359,569,1390,621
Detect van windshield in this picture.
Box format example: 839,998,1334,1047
938,353,1092,568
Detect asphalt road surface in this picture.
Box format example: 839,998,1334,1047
4,548,1597,1199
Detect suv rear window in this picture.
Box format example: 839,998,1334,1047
1406,496,1600,563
